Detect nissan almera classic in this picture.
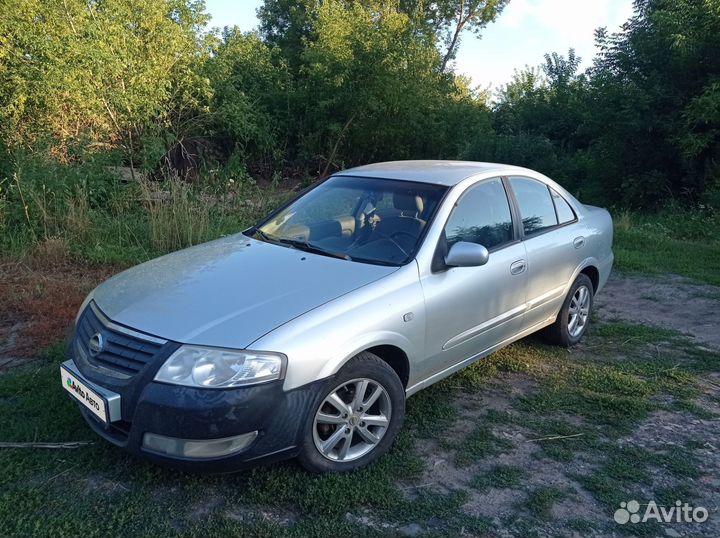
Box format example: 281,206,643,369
61,161,613,473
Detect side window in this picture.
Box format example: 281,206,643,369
551,188,576,224
509,177,558,235
445,178,514,250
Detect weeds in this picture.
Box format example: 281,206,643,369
613,208,720,285
471,464,527,492
140,178,212,252
525,486,567,520
1,155,289,265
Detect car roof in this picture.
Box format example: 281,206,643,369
334,160,536,186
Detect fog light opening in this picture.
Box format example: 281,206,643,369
142,431,258,459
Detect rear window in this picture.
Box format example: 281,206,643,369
551,188,576,224
509,177,558,235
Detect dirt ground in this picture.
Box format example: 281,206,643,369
595,272,720,349
0,257,118,367
393,272,720,538
402,377,720,537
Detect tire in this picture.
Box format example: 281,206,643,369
543,273,594,347
298,351,405,473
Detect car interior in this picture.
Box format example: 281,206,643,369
277,187,437,264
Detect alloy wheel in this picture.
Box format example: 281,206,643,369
312,378,392,462
568,285,591,338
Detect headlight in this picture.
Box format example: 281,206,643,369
154,346,286,388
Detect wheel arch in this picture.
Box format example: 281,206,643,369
580,265,600,294
316,333,415,391
364,345,410,388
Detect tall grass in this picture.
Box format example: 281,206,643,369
140,178,211,252
1,153,290,266
612,205,720,285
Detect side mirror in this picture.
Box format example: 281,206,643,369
445,241,490,268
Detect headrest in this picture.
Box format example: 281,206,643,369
393,191,424,214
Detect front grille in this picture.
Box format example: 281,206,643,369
75,303,166,378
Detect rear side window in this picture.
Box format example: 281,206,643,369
445,178,514,249
551,188,576,224
509,177,558,235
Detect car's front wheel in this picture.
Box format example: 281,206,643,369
298,352,405,473
543,273,594,347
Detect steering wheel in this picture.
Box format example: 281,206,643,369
374,231,415,258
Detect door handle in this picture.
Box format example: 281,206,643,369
510,259,526,275
573,236,585,249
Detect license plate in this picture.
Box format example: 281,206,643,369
61,366,108,423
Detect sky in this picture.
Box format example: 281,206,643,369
204,0,635,90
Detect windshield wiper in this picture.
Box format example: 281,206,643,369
276,238,352,261
250,227,279,244
250,228,351,261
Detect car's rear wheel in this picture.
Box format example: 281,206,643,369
543,273,594,347
298,352,405,473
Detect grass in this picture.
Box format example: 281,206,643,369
3,154,719,285
1,346,502,537
449,424,513,467
572,441,704,516
612,208,720,285
1,157,291,267
525,486,568,520
471,465,527,492
590,320,679,344
0,317,716,536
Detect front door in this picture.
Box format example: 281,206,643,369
419,177,528,381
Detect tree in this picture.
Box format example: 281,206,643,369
205,28,291,163
296,0,487,173
0,0,210,173
259,0,508,73
586,0,720,205
401,0,509,71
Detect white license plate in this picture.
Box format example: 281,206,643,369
61,366,108,423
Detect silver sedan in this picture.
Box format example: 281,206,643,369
62,161,613,473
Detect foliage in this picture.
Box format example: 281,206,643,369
1,0,719,219
205,29,291,164
295,0,489,172
0,0,211,169
465,0,720,208
258,0,508,73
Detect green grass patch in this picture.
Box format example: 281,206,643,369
513,326,710,437
452,344,540,390
669,399,716,419
0,305,714,535
654,447,702,479
573,442,703,520
470,464,527,492
528,420,601,462
447,424,513,467
590,320,679,343
524,486,567,520
516,378,655,435
0,351,490,537
613,209,720,285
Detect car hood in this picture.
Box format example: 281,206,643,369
93,234,398,349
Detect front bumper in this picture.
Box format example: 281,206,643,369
63,358,322,472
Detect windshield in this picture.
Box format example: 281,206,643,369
253,176,448,265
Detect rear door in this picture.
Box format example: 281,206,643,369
507,176,580,330
419,177,528,379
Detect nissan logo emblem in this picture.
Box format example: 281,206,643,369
88,332,105,356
